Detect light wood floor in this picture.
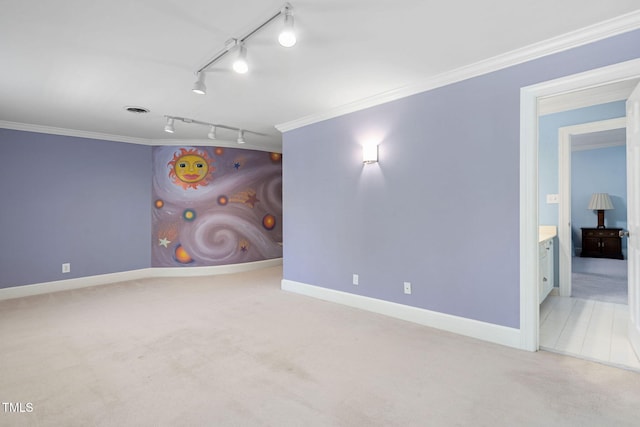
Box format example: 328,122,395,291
540,294,640,371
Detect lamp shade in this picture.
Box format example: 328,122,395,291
588,193,614,210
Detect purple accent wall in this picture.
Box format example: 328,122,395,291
283,29,640,328
0,129,151,288
151,146,282,267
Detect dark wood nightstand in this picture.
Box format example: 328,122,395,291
580,228,623,259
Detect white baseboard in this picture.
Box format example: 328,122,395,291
149,258,283,277
0,259,283,301
629,319,640,361
281,279,522,350
0,269,152,301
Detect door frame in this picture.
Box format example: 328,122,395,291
519,58,640,351
558,117,627,297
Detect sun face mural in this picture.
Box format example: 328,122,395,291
152,146,283,267
168,148,215,190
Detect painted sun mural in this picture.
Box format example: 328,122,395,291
152,146,282,267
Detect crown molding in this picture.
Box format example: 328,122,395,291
0,121,282,152
276,9,640,133
0,120,152,145
153,138,282,153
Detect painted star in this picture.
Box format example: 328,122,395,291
245,192,260,208
159,237,171,248
233,162,241,170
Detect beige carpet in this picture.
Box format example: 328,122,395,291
1,266,639,426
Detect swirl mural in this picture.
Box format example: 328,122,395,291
152,146,282,267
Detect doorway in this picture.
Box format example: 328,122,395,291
519,58,640,361
537,111,637,368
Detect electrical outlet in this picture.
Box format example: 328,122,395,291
546,194,559,204
62,263,71,273
404,281,411,294
352,274,359,285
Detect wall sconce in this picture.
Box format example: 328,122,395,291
588,192,614,229
362,143,378,164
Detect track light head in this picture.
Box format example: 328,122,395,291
207,125,217,140
237,129,245,144
164,117,175,133
192,72,207,95
232,44,249,74
278,8,296,48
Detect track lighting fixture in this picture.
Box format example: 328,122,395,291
237,130,245,144
192,3,296,92
164,117,175,133
163,115,265,143
278,7,296,47
192,71,207,95
207,125,217,140
232,43,249,74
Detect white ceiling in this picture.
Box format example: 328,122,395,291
1,1,639,150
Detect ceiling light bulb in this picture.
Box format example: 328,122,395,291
237,130,245,144
164,117,175,133
233,44,249,74
192,72,206,95
278,12,296,47
208,125,217,140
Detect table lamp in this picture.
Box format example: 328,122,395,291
588,193,614,229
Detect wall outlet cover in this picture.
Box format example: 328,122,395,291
403,281,411,294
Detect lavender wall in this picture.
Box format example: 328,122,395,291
538,101,626,227
283,29,640,328
0,129,151,288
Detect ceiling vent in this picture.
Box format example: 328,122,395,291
124,106,150,114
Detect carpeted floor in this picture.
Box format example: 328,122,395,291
2,266,640,426
572,257,628,304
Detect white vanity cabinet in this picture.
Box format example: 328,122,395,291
539,238,554,303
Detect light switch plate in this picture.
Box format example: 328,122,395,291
546,194,559,204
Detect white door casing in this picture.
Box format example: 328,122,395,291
557,118,627,298
520,58,640,352
627,82,640,358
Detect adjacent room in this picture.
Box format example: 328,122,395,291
2,1,640,425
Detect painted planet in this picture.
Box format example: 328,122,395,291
174,245,193,264
183,209,196,221
217,195,229,206
262,213,276,230
154,199,164,209
270,152,282,162
214,147,224,156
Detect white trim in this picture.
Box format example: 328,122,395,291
520,85,540,352
281,279,521,349
558,118,627,298
149,258,283,277
0,269,152,301
520,59,640,353
0,120,152,145
538,79,638,115
153,138,282,153
572,139,626,151
630,319,640,361
0,121,283,153
0,259,283,301
277,10,640,133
